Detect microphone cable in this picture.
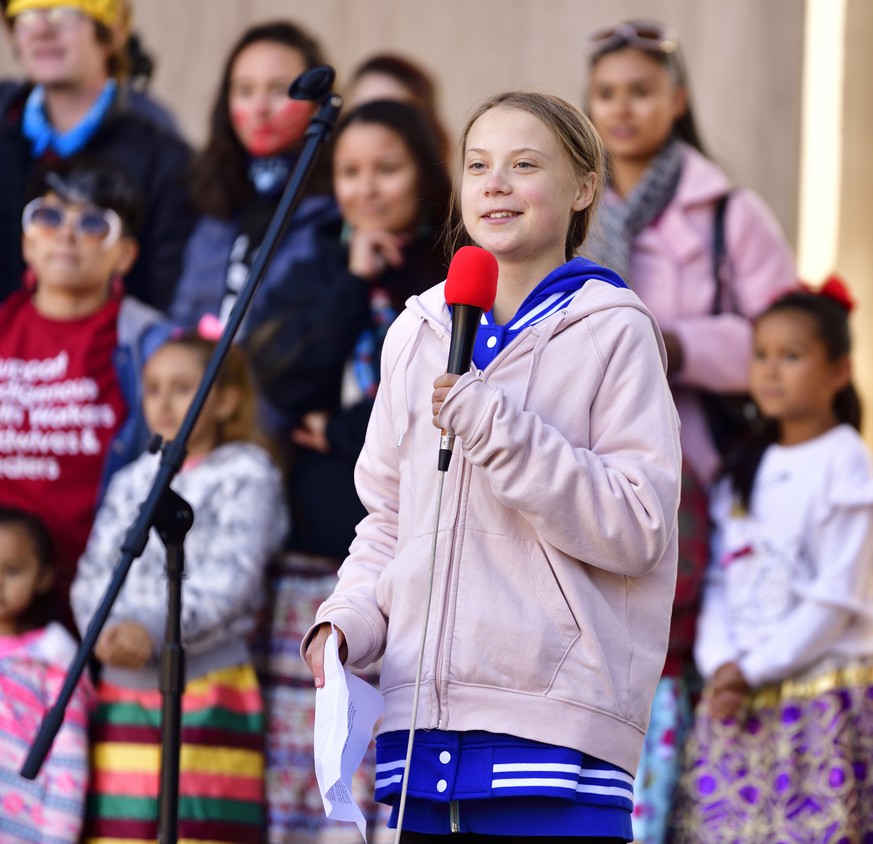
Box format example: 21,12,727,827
393,469,447,841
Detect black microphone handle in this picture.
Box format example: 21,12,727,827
446,304,484,375
438,304,484,472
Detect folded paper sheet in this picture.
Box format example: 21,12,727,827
314,629,385,842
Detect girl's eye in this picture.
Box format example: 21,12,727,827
516,161,535,170
467,161,486,172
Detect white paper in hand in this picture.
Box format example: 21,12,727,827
314,628,385,842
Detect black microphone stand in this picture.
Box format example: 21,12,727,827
19,66,343,844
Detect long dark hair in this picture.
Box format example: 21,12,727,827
335,99,451,233
724,290,861,510
189,21,329,219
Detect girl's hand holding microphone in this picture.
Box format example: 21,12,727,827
432,373,461,428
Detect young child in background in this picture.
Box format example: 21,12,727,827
673,279,873,841
305,90,681,841
71,333,288,843
0,507,92,842
0,157,169,626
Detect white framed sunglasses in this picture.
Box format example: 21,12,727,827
11,6,88,33
22,198,123,249
586,20,678,56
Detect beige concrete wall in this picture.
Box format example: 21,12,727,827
838,0,873,438
0,0,804,243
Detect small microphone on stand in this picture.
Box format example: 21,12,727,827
438,246,498,471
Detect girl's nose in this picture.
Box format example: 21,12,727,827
612,92,633,116
359,171,378,196
484,168,510,195
250,93,272,116
55,215,77,243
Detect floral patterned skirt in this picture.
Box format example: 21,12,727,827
672,660,873,844
632,675,693,844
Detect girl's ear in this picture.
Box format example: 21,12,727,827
36,566,55,595
112,237,139,277
572,172,598,212
672,85,688,122
832,355,852,392
215,385,243,425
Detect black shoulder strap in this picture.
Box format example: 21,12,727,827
711,192,732,315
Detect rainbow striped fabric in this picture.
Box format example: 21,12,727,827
83,663,265,843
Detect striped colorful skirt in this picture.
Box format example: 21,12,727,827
252,551,391,844
84,663,266,843
671,659,873,843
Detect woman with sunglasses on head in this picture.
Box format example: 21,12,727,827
0,156,170,627
583,20,797,844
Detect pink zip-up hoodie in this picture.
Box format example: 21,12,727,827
309,276,681,775
621,145,797,483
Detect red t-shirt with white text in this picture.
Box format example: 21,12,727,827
0,291,127,599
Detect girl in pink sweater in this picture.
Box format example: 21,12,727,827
0,506,91,842
305,91,681,841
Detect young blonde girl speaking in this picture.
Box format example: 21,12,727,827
305,91,681,841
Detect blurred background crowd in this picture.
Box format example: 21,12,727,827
0,1,871,843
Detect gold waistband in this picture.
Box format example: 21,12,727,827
750,659,873,708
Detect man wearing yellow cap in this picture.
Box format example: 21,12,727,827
0,0,194,311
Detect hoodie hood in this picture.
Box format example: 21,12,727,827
405,256,661,365
467,257,628,370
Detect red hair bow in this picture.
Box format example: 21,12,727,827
818,274,855,313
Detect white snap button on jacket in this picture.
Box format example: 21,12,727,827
486,336,497,348
436,779,447,793
439,751,451,764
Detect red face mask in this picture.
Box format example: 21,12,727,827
231,99,314,157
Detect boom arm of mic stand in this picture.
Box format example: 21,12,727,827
20,82,344,784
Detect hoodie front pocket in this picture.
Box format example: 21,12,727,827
448,532,580,694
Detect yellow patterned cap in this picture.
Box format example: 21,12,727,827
6,0,122,28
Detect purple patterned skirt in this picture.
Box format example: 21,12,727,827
672,661,873,843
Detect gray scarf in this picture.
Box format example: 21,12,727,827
586,137,684,282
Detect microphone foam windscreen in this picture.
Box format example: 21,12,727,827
444,246,499,311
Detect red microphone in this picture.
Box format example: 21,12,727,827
438,246,499,471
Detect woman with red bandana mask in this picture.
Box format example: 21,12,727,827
169,21,339,341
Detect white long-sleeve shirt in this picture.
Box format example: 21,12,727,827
71,442,288,685
695,424,873,687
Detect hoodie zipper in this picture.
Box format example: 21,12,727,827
450,800,460,833
434,454,470,728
